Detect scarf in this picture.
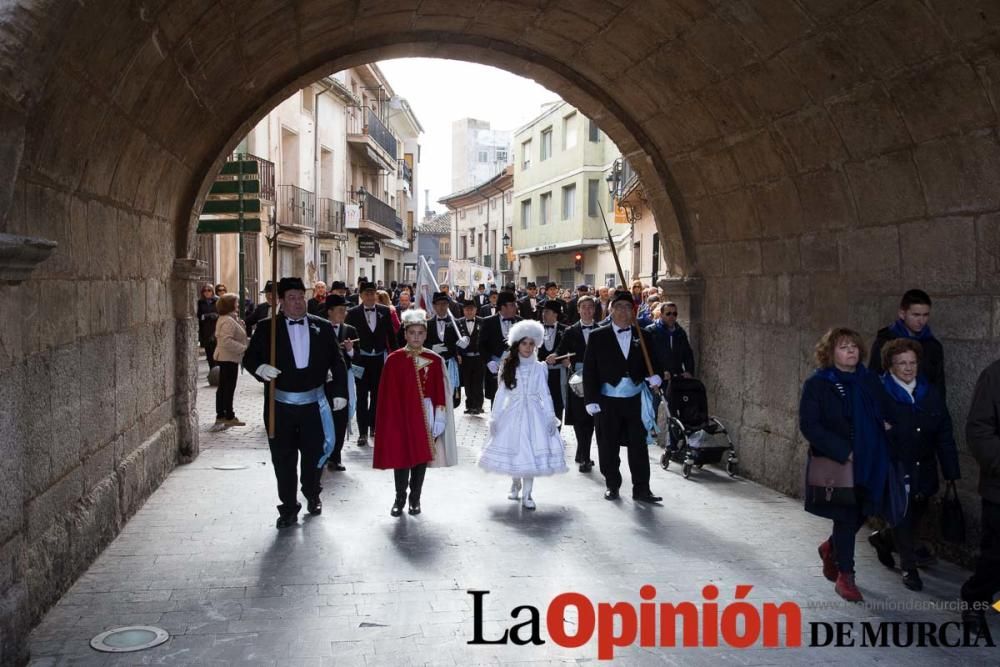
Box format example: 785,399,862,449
889,319,935,342
882,373,927,407
817,364,891,516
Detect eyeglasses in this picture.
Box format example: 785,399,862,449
892,360,918,368
664,311,678,316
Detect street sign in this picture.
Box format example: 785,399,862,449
197,219,261,234
201,198,261,214
210,180,261,195
358,235,380,257
220,160,259,176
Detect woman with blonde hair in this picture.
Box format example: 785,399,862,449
376,289,401,344
799,327,901,602
212,293,249,431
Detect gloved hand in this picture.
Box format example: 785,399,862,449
432,408,447,438
646,375,663,388
432,343,448,354
551,416,561,435
255,364,281,381
456,336,470,349
487,360,499,374
331,397,347,411
585,403,601,416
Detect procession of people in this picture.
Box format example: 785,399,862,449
210,278,998,629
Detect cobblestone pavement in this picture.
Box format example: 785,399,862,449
28,361,999,665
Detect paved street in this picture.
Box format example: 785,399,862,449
28,360,998,666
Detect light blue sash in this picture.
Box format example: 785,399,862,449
600,377,659,445
446,357,460,390
574,362,584,373
274,386,336,467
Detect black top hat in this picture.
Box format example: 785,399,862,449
576,283,589,292
525,282,537,289
261,280,274,293
277,277,306,296
542,299,563,315
496,291,517,307
611,289,633,305
324,294,347,310
432,291,450,304
460,298,478,308
359,281,376,292
330,280,346,290
477,283,485,289
544,281,558,289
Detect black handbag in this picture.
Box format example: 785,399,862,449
940,480,965,544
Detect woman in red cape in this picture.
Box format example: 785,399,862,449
374,308,457,516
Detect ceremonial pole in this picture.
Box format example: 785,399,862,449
597,201,656,378
266,209,280,439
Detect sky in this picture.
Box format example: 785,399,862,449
377,58,561,216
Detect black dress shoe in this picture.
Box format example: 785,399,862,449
327,462,346,471
307,498,322,515
902,569,923,591
632,492,663,503
390,495,406,517
275,515,297,529
604,489,620,500
357,436,368,447
868,530,895,569
580,461,593,473
408,502,421,515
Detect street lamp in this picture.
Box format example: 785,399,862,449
502,232,510,247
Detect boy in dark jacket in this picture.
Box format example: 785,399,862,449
960,358,1000,632
870,289,945,397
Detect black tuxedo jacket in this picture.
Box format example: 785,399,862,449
479,303,498,318
345,303,397,353
243,314,348,401
457,316,483,354
538,323,567,360
517,296,541,321
330,321,358,367
582,323,662,405
474,293,489,308
479,314,520,361
425,314,460,360
245,302,276,335
557,321,596,367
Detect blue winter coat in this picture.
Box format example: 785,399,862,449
882,376,960,498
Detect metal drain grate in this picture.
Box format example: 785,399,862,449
90,626,169,653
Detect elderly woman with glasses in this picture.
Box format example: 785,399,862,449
867,338,961,591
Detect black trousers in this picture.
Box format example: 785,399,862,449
354,354,385,436
485,367,499,402
215,361,239,419
962,498,1000,606
594,395,651,495
203,340,218,369
547,368,564,422
267,400,324,515
460,355,485,410
394,464,427,501
573,421,595,464
888,495,929,570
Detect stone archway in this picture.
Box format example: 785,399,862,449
2,2,999,662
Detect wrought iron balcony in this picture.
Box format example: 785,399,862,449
227,153,275,202
360,192,404,237
398,159,413,187
347,107,398,171
276,185,315,229
318,198,345,236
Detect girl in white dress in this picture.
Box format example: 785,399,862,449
478,320,568,509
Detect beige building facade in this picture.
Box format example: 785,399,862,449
439,166,514,288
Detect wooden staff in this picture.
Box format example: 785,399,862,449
267,210,280,439
597,201,655,378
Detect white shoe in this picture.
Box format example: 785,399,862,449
522,496,536,510
521,478,535,509
507,479,521,500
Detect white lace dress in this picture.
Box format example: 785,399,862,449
478,358,569,477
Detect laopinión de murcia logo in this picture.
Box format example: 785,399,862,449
466,586,996,660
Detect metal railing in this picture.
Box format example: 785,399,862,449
362,193,403,235
348,107,398,160
318,198,345,235
227,153,275,201
277,185,315,229
398,160,413,186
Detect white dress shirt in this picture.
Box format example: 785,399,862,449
543,325,556,351
615,325,632,359
465,319,476,335
580,321,594,345
364,307,377,331
436,317,448,340
285,317,310,369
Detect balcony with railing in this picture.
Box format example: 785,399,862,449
276,185,315,230
227,153,275,202
358,192,404,239
398,159,413,188
347,107,398,171
318,198,345,237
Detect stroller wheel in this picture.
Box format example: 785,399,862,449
682,463,693,479
660,452,670,470
726,460,738,477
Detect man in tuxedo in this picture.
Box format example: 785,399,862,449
518,282,540,320
324,293,357,472
479,290,499,318
474,284,489,308
565,284,591,325
345,281,397,446
245,281,278,337
480,291,521,403
457,299,485,414
424,291,469,407
583,290,664,503
243,277,349,528
538,300,568,425
558,295,599,472
307,281,327,316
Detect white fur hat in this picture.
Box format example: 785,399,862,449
506,319,544,348
401,308,428,329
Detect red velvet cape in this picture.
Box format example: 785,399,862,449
373,348,446,469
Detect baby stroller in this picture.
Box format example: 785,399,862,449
660,377,738,479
